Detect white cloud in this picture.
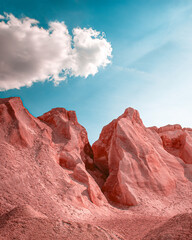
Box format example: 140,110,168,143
0,13,112,91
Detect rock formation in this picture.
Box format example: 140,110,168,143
92,107,192,206
150,124,192,164
0,97,192,239
0,97,106,220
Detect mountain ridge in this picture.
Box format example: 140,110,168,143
0,97,192,240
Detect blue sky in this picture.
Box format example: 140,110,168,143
1,0,192,143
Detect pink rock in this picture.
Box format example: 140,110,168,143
180,132,192,164
143,213,192,240
158,124,182,133
0,97,45,148
38,108,94,169
157,125,192,164
93,108,187,206
159,128,185,158
73,164,107,206
1,97,192,227
0,97,106,219
37,106,106,207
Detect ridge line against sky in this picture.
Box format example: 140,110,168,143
0,0,192,143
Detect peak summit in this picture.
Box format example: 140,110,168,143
38,107,78,125
0,96,22,104
121,107,144,126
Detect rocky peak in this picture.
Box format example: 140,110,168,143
120,107,144,126
38,108,78,126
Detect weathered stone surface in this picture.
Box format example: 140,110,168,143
38,107,94,169
93,108,189,206
143,213,192,240
156,124,192,164
0,97,106,219
1,97,192,240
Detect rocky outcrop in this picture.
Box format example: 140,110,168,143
0,97,47,148
0,97,192,213
38,108,94,169
150,124,192,164
1,97,192,239
92,108,190,206
0,97,106,220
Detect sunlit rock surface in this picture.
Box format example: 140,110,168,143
151,124,192,164
0,97,192,240
93,108,191,206
0,97,106,220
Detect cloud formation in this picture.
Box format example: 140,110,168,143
0,13,112,91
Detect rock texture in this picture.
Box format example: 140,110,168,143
0,97,106,220
0,97,192,240
143,213,192,240
0,205,121,240
38,108,94,169
92,108,192,207
151,124,192,164
38,108,106,206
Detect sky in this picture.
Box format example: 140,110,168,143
0,0,192,143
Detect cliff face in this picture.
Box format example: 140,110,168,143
1,97,192,239
0,97,192,218
92,108,192,206
150,124,192,164
0,97,106,220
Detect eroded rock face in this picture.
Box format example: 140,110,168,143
151,124,192,164
0,97,106,219
92,108,189,206
38,107,106,206
1,97,192,214
38,108,94,170
1,97,192,240
0,97,48,148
